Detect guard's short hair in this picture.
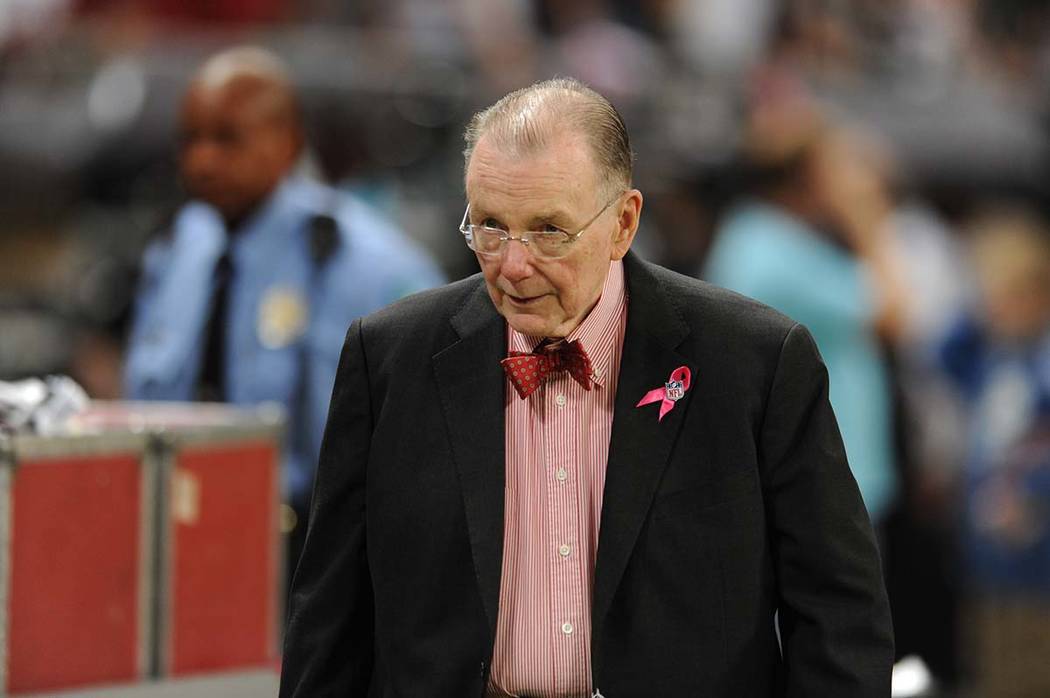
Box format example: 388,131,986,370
192,46,302,131
463,78,634,198
197,46,292,90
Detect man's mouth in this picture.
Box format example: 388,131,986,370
506,293,545,306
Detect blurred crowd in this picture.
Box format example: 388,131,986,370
1,1,1049,696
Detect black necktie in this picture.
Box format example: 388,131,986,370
197,249,232,402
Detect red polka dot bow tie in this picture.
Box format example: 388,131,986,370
501,339,594,399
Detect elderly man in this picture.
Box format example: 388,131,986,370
124,47,445,580
281,78,893,697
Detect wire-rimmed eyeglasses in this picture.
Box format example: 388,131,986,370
459,192,623,260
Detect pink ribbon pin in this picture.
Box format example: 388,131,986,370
636,366,692,422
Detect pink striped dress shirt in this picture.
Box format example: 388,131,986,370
487,261,627,698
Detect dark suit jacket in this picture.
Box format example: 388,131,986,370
280,253,894,697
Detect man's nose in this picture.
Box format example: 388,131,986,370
182,141,222,179
498,239,535,282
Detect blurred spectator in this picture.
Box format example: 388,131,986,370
939,205,1050,697
943,206,1050,583
701,88,905,525
887,191,972,513
123,46,445,588
880,193,972,691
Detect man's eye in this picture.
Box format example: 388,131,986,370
214,126,241,147
480,219,504,230
541,224,565,234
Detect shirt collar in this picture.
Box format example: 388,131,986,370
227,175,329,253
507,259,627,388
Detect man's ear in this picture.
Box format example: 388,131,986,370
281,126,306,170
610,189,643,261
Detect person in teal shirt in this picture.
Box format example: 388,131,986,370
703,123,905,524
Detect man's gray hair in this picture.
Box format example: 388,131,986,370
463,77,633,197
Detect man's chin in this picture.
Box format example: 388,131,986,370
501,309,558,338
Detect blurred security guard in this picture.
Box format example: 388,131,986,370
124,46,445,581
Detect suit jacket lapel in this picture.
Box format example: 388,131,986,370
429,259,699,643
593,253,698,628
432,279,506,639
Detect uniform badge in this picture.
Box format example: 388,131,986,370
257,286,308,349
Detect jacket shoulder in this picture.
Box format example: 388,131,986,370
357,273,484,343
643,260,798,348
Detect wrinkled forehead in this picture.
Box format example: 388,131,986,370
464,130,603,214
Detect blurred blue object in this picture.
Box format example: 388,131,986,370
941,316,1050,593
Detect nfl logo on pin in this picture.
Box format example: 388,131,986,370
664,379,685,401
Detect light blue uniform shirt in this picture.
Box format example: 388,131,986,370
125,176,446,503
703,201,898,523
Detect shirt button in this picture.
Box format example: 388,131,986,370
558,544,572,558
561,621,574,635
556,468,568,482
555,393,567,407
